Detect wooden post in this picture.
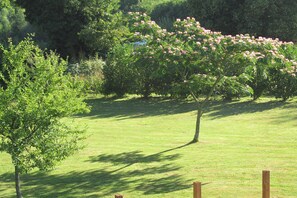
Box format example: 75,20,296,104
193,181,202,198
115,195,123,198
262,170,270,198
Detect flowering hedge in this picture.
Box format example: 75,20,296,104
124,12,297,100
104,12,297,101
103,12,297,141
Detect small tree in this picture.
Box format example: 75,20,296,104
128,14,253,141
0,38,89,198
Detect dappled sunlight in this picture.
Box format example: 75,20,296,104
0,143,194,197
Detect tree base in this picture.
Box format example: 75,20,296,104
191,138,199,143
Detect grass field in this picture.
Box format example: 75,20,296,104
1,96,297,197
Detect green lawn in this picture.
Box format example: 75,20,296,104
1,96,297,197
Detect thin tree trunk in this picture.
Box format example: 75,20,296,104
15,166,23,198
192,108,203,142
190,75,223,143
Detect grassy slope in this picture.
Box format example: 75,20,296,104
1,96,297,197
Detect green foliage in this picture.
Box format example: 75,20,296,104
78,0,128,57
120,0,142,12
187,0,297,42
150,1,189,30
218,76,251,101
0,0,11,9
0,3,31,44
245,62,269,100
126,12,297,141
269,68,297,101
68,56,105,94
110,12,297,104
16,0,126,58
268,49,297,101
103,43,137,97
0,38,89,195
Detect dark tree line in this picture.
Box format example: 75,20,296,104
187,0,297,42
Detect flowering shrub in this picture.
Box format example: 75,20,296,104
123,12,297,141
268,44,297,101
127,12,297,100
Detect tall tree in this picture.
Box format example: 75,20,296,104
0,0,11,9
0,3,30,44
0,38,89,198
16,0,125,58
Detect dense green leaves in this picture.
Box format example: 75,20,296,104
0,38,89,196
103,44,137,97
0,2,31,44
187,0,297,42
16,0,126,58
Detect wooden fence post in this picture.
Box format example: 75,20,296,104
115,194,123,198
262,170,270,198
193,181,202,198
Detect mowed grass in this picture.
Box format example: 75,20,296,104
1,96,297,197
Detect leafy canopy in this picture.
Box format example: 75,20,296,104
16,0,126,58
0,38,89,173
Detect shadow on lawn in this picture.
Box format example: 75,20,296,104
88,141,193,173
0,143,193,197
78,97,291,121
76,97,197,119
206,100,287,119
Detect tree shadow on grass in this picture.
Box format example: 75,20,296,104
76,97,197,120
77,97,293,121
0,143,193,197
206,100,287,119
88,141,193,173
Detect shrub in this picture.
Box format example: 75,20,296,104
268,43,297,101
218,76,251,101
150,1,189,30
269,67,297,101
120,0,143,12
67,56,105,94
102,43,137,97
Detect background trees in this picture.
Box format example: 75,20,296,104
16,0,126,59
0,3,31,44
187,0,297,42
0,38,89,198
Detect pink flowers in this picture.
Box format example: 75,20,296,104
181,50,187,55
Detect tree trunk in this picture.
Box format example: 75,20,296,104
192,108,203,143
15,166,23,198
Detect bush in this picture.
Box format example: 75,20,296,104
268,68,297,101
0,5,31,44
102,44,137,97
218,77,251,101
150,1,189,30
268,43,297,101
67,56,105,94
120,0,143,12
